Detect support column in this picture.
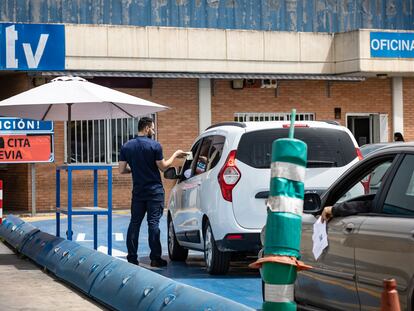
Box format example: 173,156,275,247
392,77,404,136
198,79,212,134
31,163,36,217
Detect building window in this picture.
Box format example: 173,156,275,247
234,112,315,122
65,115,155,164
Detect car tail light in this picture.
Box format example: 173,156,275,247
356,148,363,160
218,150,241,202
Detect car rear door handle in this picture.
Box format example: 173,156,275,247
344,223,355,233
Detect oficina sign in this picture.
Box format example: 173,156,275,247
0,23,65,70
370,31,414,58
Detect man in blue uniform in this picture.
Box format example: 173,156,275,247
119,117,186,267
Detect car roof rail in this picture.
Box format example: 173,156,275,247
205,122,247,130
320,120,341,126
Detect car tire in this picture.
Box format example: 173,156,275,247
204,222,230,275
167,217,188,261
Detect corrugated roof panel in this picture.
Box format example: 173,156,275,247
38,71,365,81
1,0,412,33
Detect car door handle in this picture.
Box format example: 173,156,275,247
411,230,414,239
344,223,355,233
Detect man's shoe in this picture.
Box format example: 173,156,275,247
150,258,168,267
128,260,139,266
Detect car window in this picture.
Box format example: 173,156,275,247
335,159,394,204
180,139,201,181
193,136,213,176
383,154,414,216
236,127,357,169
206,135,225,171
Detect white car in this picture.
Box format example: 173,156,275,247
164,121,361,274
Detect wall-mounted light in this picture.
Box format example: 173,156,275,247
376,73,388,79
334,107,341,119
231,79,244,89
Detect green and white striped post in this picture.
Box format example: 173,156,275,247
251,109,309,311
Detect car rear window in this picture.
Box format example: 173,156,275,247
236,128,357,169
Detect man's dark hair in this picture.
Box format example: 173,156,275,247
138,117,154,132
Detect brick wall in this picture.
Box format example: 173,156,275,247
403,78,414,141
0,74,32,211
0,75,405,212
212,79,393,139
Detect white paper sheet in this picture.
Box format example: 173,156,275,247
312,216,328,260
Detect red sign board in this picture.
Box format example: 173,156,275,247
0,135,53,163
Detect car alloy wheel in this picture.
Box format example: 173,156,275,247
203,222,230,275
167,217,188,261
168,220,175,254
205,225,214,268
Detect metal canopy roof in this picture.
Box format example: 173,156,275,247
38,71,365,81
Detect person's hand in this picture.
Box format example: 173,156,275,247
321,206,333,223
174,150,187,159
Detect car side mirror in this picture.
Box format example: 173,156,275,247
303,193,322,213
164,167,179,179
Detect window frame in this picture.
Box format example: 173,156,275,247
192,136,213,176
234,112,315,122
206,135,225,171
322,152,402,213
179,139,202,182
64,114,156,165
381,154,414,216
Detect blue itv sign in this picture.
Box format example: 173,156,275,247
0,23,65,70
370,32,414,58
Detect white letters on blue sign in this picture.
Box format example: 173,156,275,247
0,118,53,133
371,38,414,51
5,25,49,69
23,34,49,68
370,32,414,58
6,25,18,68
1,24,64,70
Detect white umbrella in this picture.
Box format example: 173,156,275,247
0,76,167,120
0,76,168,162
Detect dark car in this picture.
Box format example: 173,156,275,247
297,143,414,311
360,142,392,158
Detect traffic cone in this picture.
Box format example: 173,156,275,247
381,279,401,311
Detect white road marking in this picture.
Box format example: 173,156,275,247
76,233,92,242
75,232,124,242
114,233,124,241
98,246,127,261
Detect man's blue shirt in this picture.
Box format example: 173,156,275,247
119,136,164,200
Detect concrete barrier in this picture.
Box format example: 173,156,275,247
0,215,39,251
90,260,177,310
0,216,255,311
20,231,64,266
56,245,114,294
42,239,81,274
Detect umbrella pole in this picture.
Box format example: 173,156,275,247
67,104,72,164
